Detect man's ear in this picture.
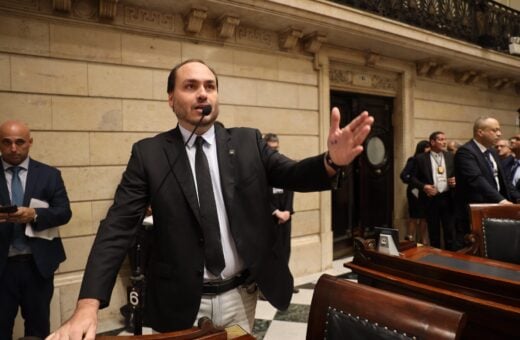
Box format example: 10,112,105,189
168,93,175,110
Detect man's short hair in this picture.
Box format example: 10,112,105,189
263,133,279,143
166,59,219,94
429,131,444,142
473,116,492,135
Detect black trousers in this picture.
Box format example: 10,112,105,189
425,192,455,250
0,255,54,340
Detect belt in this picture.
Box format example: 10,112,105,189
8,254,33,262
202,270,250,296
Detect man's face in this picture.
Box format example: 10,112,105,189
168,62,219,131
267,141,279,151
478,119,502,148
494,140,511,158
0,122,32,165
430,133,447,152
510,135,520,153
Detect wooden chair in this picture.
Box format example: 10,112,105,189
96,317,227,340
459,204,520,264
306,274,467,340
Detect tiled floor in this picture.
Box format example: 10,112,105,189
102,256,354,339
252,256,354,340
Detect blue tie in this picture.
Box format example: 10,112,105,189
9,166,28,250
483,151,497,188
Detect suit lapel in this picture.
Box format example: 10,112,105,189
424,153,434,183
215,124,235,217
162,128,201,224
0,166,10,205
24,159,39,206
469,140,494,179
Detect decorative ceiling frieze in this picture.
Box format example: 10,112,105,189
184,6,208,34
454,70,483,85
303,31,327,54
99,0,118,19
53,0,71,12
279,27,303,50
364,51,380,67
217,15,240,39
488,77,512,90
416,59,447,78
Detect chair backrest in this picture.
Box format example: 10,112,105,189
306,274,466,340
468,204,520,264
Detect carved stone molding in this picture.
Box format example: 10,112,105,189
488,77,512,90
279,27,302,50
454,70,483,85
365,51,380,67
217,15,240,39
236,26,275,49
124,6,174,32
99,0,118,19
303,31,327,54
330,65,397,93
330,69,353,84
416,59,447,78
53,0,71,12
185,6,207,34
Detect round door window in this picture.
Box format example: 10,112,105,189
366,136,386,167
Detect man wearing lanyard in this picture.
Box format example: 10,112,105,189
410,131,455,249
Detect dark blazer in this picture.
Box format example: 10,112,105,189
409,151,455,202
79,124,332,332
0,158,72,279
501,155,520,190
454,140,519,221
268,187,294,217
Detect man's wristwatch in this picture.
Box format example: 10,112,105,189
325,151,344,171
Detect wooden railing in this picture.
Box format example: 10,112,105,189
329,0,520,54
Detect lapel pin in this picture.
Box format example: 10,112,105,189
229,149,235,155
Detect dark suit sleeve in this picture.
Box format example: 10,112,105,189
31,168,72,231
400,157,416,184
455,146,505,203
285,191,294,215
79,143,150,307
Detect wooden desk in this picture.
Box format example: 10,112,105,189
345,242,520,339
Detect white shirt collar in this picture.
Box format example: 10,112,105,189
178,124,216,149
473,139,488,153
2,157,30,171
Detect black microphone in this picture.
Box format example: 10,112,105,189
184,105,212,147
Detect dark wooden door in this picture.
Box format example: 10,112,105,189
330,91,394,258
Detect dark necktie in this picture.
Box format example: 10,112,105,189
195,136,225,276
483,150,497,188
8,166,27,250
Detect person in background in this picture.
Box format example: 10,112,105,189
454,117,519,250
263,133,298,294
495,139,514,162
410,132,456,250
48,59,374,339
503,134,520,191
447,140,461,154
400,140,430,245
0,120,72,339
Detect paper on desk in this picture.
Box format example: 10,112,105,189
25,198,59,240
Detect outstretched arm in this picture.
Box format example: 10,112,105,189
324,107,374,176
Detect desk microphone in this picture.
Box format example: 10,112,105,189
184,105,212,147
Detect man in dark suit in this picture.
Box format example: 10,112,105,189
503,134,520,191
0,120,72,339
263,133,297,293
49,59,374,338
454,117,519,250
410,132,455,249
